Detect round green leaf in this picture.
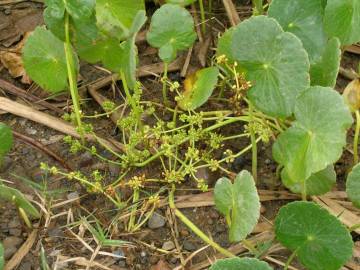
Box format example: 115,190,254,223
147,4,197,63
324,0,360,45
178,67,219,110
268,0,326,64
273,86,353,183
281,165,336,196
310,37,341,88
44,0,97,41
346,163,360,208
96,0,145,40
217,27,235,61
214,170,260,242
210,258,273,270
230,16,310,118
0,123,13,159
275,201,353,270
23,27,79,93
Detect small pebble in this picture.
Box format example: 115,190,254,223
183,240,196,251
3,236,23,259
148,212,166,229
25,127,37,135
140,251,147,257
67,191,79,201
161,240,175,251
180,229,189,237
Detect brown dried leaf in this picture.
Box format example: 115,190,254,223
0,32,31,84
343,79,360,111
150,260,171,270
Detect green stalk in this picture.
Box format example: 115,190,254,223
301,180,307,201
249,104,258,183
199,0,206,34
252,0,264,15
353,110,360,164
284,249,298,270
162,63,169,106
169,187,235,258
64,13,83,138
120,70,141,125
128,188,139,231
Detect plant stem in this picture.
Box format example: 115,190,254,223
349,223,360,232
162,63,169,106
252,0,264,15
120,70,141,125
64,13,83,138
249,104,258,183
169,187,235,258
128,188,139,231
284,249,298,270
353,110,360,164
301,180,307,201
199,0,206,34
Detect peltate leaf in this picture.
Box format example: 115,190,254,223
268,0,327,63
76,11,146,89
214,171,260,242
275,201,353,270
0,123,13,160
281,165,336,196
324,0,360,45
44,0,97,41
96,0,145,40
209,258,273,270
0,184,40,218
310,37,341,88
346,163,360,208
230,16,310,118
178,67,219,110
273,86,353,183
23,27,79,93
147,4,197,63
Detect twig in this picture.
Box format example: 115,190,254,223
12,130,72,171
0,97,125,152
0,78,64,114
222,0,240,26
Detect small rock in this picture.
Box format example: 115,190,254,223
19,261,32,270
109,164,120,177
79,152,93,167
140,251,147,257
48,227,64,238
210,211,219,219
148,212,166,229
215,224,226,233
265,159,271,165
67,191,79,201
8,219,21,228
161,240,175,251
3,236,23,259
183,240,196,251
9,228,22,236
113,249,125,262
149,256,159,265
0,156,12,172
25,127,37,135
207,218,214,225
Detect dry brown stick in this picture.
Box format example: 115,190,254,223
0,78,64,114
222,0,241,26
4,230,38,270
339,67,359,80
181,46,194,77
12,130,72,171
0,97,125,152
345,44,360,55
